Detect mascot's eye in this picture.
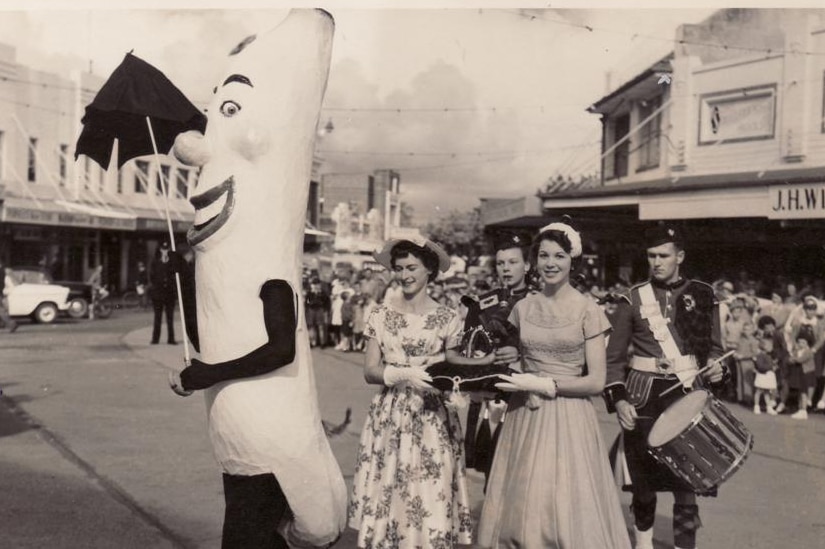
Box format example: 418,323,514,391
219,101,241,117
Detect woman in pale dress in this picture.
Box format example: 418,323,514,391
348,237,494,548
477,222,631,549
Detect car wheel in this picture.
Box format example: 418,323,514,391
33,302,59,324
67,297,90,319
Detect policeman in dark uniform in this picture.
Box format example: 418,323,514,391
604,225,727,549
463,233,533,485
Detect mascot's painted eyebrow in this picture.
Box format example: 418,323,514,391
222,74,254,88
212,74,254,95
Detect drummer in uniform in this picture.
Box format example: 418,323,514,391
463,233,533,486
604,225,727,549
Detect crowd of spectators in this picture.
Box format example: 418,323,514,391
304,264,825,419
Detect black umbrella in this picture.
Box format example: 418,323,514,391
75,52,205,371
75,52,207,169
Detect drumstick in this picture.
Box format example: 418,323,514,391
657,350,735,398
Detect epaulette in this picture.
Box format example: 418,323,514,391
613,292,632,304
687,279,717,302
688,279,715,291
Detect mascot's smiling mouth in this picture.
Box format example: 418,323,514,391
188,177,236,246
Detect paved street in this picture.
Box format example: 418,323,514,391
1,311,824,548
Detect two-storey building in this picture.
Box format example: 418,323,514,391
484,8,825,287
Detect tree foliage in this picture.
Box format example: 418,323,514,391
423,207,487,262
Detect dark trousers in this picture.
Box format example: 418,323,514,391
151,297,175,343
222,473,289,549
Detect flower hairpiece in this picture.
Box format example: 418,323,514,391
538,222,583,258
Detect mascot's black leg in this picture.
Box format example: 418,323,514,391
222,473,289,549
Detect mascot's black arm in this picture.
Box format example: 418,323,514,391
179,280,296,391
178,256,200,353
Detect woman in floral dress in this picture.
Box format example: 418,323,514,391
477,222,631,549
348,237,494,548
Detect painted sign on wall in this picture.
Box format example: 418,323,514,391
699,84,776,145
768,183,825,219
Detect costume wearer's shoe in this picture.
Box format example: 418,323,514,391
816,399,825,410
767,406,778,416
791,409,808,420
774,402,786,413
753,405,761,414
632,526,654,549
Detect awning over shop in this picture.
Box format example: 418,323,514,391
1,196,138,230
541,166,825,221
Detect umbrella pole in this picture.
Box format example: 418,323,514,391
146,116,191,366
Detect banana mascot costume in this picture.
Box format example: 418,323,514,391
170,10,346,548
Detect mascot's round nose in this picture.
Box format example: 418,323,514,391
173,129,211,167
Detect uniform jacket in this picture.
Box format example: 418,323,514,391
604,278,724,411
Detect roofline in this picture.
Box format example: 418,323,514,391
539,166,825,200
587,52,674,113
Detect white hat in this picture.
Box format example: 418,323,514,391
373,237,451,273
537,222,583,258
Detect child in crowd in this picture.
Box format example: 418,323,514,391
788,332,816,420
753,337,778,415
734,319,760,405
338,292,354,352
351,293,366,352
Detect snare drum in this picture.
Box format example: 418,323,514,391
647,389,753,493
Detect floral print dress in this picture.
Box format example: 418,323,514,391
348,302,473,548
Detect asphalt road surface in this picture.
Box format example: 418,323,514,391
1,311,823,548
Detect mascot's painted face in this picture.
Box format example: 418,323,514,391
173,10,334,249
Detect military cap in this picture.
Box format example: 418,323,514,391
644,225,683,249
494,233,530,253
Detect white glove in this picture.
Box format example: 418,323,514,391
383,365,433,390
495,373,557,398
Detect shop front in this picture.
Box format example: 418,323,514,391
0,197,190,292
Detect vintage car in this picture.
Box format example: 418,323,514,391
5,268,71,324
8,266,93,318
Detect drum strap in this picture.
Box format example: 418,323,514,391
638,283,697,387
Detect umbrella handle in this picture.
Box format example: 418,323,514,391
146,116,191,363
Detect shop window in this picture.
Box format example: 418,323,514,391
134,160,149,193
156,164,171,196
176,168,190,199
59,143,68,186
604,114,629,180
637,97,661,171
27,137,37,182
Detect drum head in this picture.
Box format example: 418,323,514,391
647,389,709,448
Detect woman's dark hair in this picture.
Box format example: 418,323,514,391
390,240,440,282
757,315,776,331
796,330,815,347
531,229,573,262
530,220,583,277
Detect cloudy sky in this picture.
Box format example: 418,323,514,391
0,1,808,223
